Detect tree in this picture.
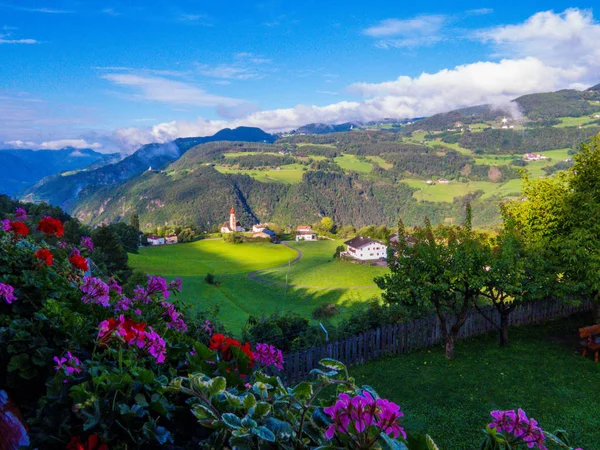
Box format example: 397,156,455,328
320,216,335,233
474,222,551,346
106,222,139,254
376,213,488,359
62,219,90,245
129,213,140,232
177,227,196,243
91,226,131,281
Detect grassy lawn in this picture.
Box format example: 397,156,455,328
473,155,517,166
257,240,388,288
222,151,281,158
214,164,305,184
555,115,600,128
351,315,600,449
334,154,373,173
129,239,382,335
366,156,393,169
403,179,500,203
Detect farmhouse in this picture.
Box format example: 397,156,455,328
165,234,178,245
296,225,317,241
523,153,548,161
252,223,269,233
253,229,276,240
437,178,450,184
344,236,387,260
147,235,165,246
220,207,245,233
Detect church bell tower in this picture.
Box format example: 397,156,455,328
229,207,236,231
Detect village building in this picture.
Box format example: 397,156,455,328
437,178,450,184
523,153,548,161
220,207,245,233
296,225,317,241
343,236,387,260
147,235,165,246
253,229,276,240
165,234,178,245
252,223,269,233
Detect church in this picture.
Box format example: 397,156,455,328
220,207,246,233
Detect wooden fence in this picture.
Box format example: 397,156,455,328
275,299,590,384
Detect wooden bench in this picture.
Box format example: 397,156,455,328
579,325,600,362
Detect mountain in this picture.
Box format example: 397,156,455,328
514,89,600,119
0,147,118,197
22,127,275,209
295,122,361,134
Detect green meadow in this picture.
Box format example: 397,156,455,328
334,154,373,173
215,164,305,184
129,239,384,334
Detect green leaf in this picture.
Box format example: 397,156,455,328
292,381,313,400
142,420,172,445
225,392,243,409
7,354,30,373
243,393,257,410
251,426,276,442
241,416,257,429
253,402,271,418
209,376,227,395
230,437,253,450
222,413,243,429
378,433,409,450
426,435,439,450
192,404,218,421
135,393,149,407
319,358,346,372
265,418,294,439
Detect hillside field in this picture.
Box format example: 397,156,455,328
129,239,385,334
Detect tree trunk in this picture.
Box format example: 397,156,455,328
445,335,455,360
499,313,509,347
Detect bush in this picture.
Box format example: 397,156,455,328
242,312,311,352
312,303,339,319
205,273,216,285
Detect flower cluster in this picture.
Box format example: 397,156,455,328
168,277,182,292
0,282,17,304
69,254,89,272
66,434,108,450
53,351,82,376
14,208,27,220
209,334,254,369
108,278,122,295
2,219,29,238
324,391,406,443
201,319,214,336
36,216,64,238
80,236,94,252
80,276,110,307
160,301,187,332
97,315,166,363
147,275,170,299
489,409,546,450
253,343,284,370
34,249,53,266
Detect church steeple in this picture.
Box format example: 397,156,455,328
229,207,236,231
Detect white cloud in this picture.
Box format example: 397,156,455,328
195,53,274,80
101,73,246,107
0,4,73,13
466,8,494,16
5,139,102,150
0,30,37,44
363,15,446,48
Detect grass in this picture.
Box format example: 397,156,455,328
214,164,305,184
222,151,281,158
403,179,500,203
555,115,600,128
256,240,388,288
129,239,384,334
351,314,600,449
366,156,393,170
334,154,373,173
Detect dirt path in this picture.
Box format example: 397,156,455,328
247,242,378,290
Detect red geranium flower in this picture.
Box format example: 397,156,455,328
7,221,29,238
209,334,254,371
34,249,53,266
69,254,89,272
67,434,108,450
36,217,64,238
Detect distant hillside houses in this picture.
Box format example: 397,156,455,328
523,153,549,161
165,234,178,245
252,223,269,233
147,235,165,246
343,236,387,260
221,207,246,233
296,225,317,241
253,229,276,240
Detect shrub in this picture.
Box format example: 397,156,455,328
312,303,339,319
205,273,216,285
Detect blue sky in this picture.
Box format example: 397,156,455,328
1,1,599,152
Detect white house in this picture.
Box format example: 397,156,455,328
344,236,387,260
252,223,269,233
147,235,165,246
221,207,246,233
296,225,317,241
165,234,178,245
